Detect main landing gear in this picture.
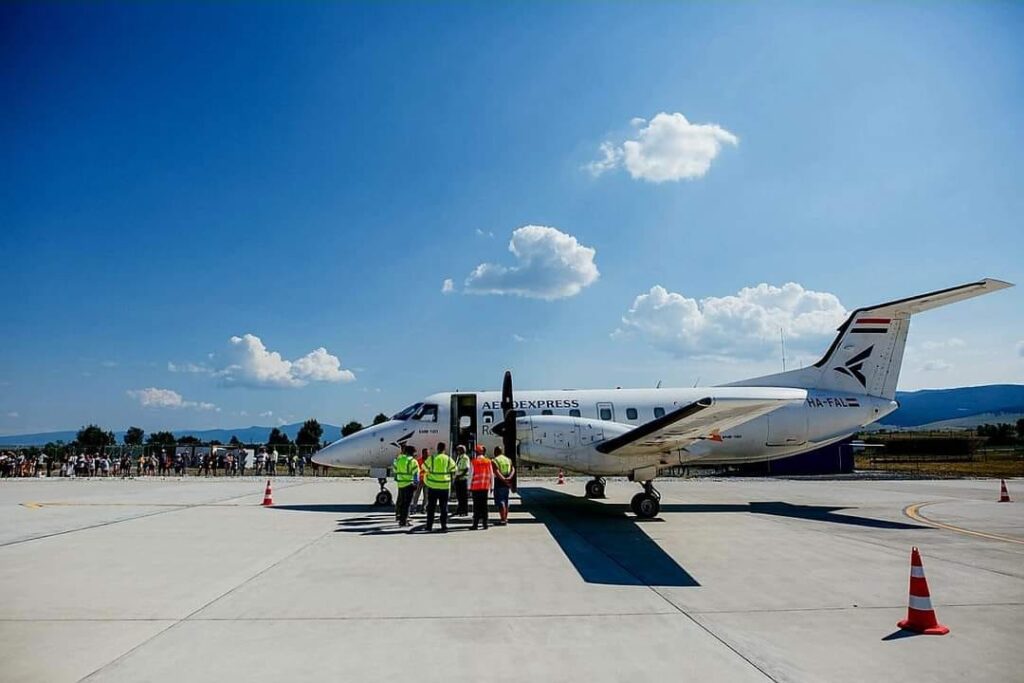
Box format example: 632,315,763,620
585,477,606,499
630,481,661,519
374,477,393,507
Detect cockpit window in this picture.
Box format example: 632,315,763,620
392,403,422,421
412,403,438,422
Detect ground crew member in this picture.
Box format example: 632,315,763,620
452,445,471,516
411,447,428,514
469,444,492,530
423,442,456,532
392,445,418,527
492,446,515,525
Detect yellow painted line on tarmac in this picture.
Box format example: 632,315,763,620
904,502,1024,545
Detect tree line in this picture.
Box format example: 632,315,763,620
51,413,393,454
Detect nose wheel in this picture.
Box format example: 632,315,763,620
374,478,393,507
585,477,606,499
630,482,661,519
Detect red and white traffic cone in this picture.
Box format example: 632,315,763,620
998,479,1012,503
262,480,274,506
897,547,949,635
556,469,565,485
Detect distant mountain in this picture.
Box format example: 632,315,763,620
0,422,343,447
882,384,1024,428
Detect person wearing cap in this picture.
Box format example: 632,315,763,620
469,444,493,530
492,446,515,525
452,445,471,517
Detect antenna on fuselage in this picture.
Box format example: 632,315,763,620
655,380,662,389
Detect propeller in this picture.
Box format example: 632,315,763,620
491,369,518,492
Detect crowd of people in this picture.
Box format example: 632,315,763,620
0,447,316,478
392,441,515,532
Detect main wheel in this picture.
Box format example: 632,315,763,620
633,493,660,519
375,490,393,507
585,479,605,499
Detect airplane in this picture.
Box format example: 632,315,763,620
313,278,1012,518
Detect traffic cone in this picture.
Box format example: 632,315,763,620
897,547,949,635
557,469,565,485
262,480,273,506
998,479,1012,503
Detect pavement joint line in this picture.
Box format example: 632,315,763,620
904,501,1024,545
528,490,778,683
2,481,317,549
77,525,334,682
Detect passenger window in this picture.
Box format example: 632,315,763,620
569,409,581,418
483,411,494,424
626,408,638,420
541,409,553,415
654,407,665,419
513,410,526,418
599,408,612,421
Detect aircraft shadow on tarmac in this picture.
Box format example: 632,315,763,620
274,489,925,588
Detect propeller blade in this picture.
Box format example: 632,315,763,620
500,369,517,492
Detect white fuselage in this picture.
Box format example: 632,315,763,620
313,386,897,477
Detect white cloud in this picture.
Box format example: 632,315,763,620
587,112,737,182
441,278,455,294
219,334,355,388
512,334,526,343
127,387,217,411
921,338,966,351
100,360,117,368
5,411,18,419
463,225,599,300
920,360,952,372
615,282,847,358
168,361,212,374
474,228,494,238
259,410,273,418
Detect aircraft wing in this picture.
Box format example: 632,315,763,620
595,389,806,457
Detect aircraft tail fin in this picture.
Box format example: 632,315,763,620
725,279,1012,400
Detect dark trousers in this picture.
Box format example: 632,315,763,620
426,488,450,531
471,490,489,528
453,477,469,515
396,485,414,526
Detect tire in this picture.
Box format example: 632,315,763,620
634,494,660,519
375,490,393,507
585,479,605,499
630,492,645,515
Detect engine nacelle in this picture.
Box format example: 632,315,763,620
515,415,651,476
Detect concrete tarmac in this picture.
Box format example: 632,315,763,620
1,476,1022,682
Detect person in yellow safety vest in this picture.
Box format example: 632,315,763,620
492,446,515,525
423,442,456,532
452,445,471,517
392,445,419,527
469,444,493,530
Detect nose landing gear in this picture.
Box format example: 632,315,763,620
630,481,661,519
374,477,393,507
585,477,606,499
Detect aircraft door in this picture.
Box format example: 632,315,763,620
450,394,478,453
766,407,808,447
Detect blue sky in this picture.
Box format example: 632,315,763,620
2,2,1022,436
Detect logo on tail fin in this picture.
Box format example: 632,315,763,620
834,346,873,387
